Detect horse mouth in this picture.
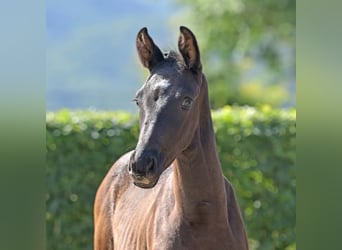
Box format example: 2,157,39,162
132,176,159,189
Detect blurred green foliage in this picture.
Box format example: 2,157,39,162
173,0,295,108
213,105,296,249
46,106,295,250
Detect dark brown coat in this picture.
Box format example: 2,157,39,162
94,26,249,250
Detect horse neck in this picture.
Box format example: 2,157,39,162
172,75,228,224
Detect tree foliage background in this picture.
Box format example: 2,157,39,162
173,0,295,108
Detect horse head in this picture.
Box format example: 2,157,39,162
128,26,204,188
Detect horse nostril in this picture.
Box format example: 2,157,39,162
146,157,157,176
128,151,136,173
128,162,132,172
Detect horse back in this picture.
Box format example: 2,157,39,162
224,177,249,250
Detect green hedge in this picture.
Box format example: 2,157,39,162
46,106,296,250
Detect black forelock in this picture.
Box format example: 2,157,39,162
162,50,185,69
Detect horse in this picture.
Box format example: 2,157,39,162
94,26,249,250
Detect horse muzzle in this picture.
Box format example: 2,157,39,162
128,150,161,188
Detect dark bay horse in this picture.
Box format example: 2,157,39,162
94,26,248,250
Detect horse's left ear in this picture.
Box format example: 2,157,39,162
178,26,202,73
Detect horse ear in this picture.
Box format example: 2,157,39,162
136,27,164,71
178,26,202,73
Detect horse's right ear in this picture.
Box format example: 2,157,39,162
136,27,164,71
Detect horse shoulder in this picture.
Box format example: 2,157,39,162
93,151,133,250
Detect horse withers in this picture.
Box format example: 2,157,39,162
94,26,249,250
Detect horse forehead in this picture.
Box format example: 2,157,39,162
144,75,173,94
147,73,195,93
150,76,170,89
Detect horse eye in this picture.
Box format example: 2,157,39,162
133,98,140,107
181,97,193,110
